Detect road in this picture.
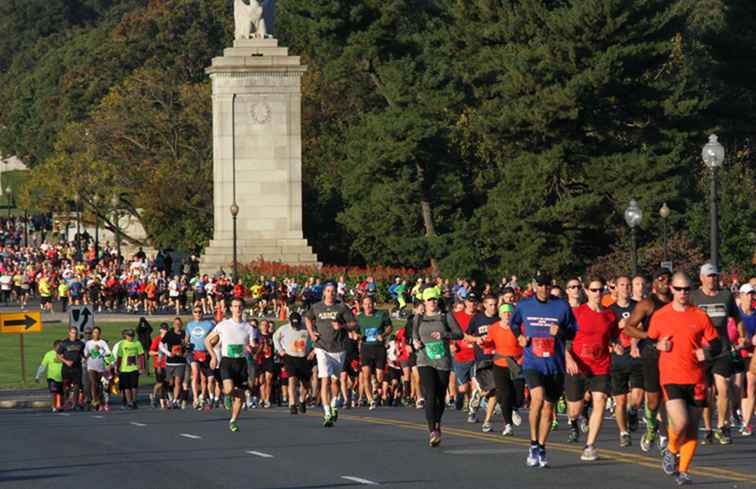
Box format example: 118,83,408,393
1,405,754,488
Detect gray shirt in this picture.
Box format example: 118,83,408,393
690,288,739,349
305,301,356,353
412,312,464,370
272,323,311,358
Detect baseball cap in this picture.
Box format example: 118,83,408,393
653,267,672,279
422,287,440,301
534,273,552,285
700,263,719,276
464,292,478,302
739,283,755,294
499,303,514,315
159,322,170,330
289,312,302,324
125,329,135,337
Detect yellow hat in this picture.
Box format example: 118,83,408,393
422,287,440,301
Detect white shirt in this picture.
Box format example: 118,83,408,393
213,319,257,359
84,339,111,372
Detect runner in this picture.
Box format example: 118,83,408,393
566,277,619,461
83,326,111,411
510,273,577,467
736,283,756,436
624,267,672,452
160,318,188,409
35,340,64,412
56,326,85,410
465,295,500,431
149,323,170,408
273,312,312,414
204,298,258,431
609,275,643,447
305,281,357,427
356,295,393,410
690,263,739,445
452,295,477,414
626,272,721,485
187,307,214,409
114,329,145,409
412,287,464,446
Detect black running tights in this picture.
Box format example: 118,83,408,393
418,366,450,431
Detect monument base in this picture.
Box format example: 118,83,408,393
200,237,319,276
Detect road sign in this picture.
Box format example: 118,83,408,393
660,261,673,272
69,304,95,332
0,311,42,334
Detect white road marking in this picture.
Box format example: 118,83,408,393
179,433,202,440
444,448,521,455
55,412,71,416
130,422,147,427
246,450,274,458
341,476,379,486
92,415,104,419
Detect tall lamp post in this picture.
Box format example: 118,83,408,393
93,195,100,265
5,186,12,219
230,93,239,284
111,194,122,262
624,199,643,276
702,134,724,270
659,202,670,264
74,192,82,261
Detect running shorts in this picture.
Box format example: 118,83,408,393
120,371,140,390
259,357,276,374
62,365,83,385
360,344,387,370
315,349,346,379
640,344,661,393
474,366,496,393
662,383,707,408
220,357,248,389
704,352,733,385
387,367,403,383
283,355,309,380
610,353,644,396
524,370,565,404
165,364,186,380
399,352,416,370
452,360,474,386
565,372,610,401
48,379,62,394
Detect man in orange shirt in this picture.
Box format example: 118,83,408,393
626,272,721,485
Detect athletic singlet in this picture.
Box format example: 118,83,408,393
640,294,669,348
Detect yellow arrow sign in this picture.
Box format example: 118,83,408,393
0,312,42,334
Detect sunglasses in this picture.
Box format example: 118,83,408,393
425,297,439,301
588,288,603,293
536,282,550,287
567,285,580,289
671,286,691,292
193,310,202,313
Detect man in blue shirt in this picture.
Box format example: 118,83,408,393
511,273,577,468
187,307,215,409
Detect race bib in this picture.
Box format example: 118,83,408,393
532,337,556,358
126,355,137,366
293,339,306,353
90,349,101,359
580,343,602,361
693,383,706,402
193,351,207,362
425,341,447,360
227,344,244,358
364,327,379,343
171,345,183,356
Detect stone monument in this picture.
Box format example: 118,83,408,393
200,0,319,274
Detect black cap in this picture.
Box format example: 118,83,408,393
159,322,170,330
501,286,515,295
289,312,302,324
534,273,552,285
464,292,478,302
653,267,672,279
125,329,135,337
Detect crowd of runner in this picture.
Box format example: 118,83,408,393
33,260,756,485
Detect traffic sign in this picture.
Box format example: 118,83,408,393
69,304,95,332
0,311,42,334
660,261,673,272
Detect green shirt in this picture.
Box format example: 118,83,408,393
357,311,392,345
42,350,63,382
116,340,144,373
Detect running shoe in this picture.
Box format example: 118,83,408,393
526,446,539,467
551,417,559,431
416,398,425,409
580,445,598,461
620,432,631,448
467,411,478,424
323,415,334,428
662,449,678,476
454,396,464,411
579,416,589,434
715,426,732,445
481,422,493,433
502,424,514,436
512,409,522,427
224,396,232,411
331,408,339,422
369,401,377,411
429,430,442,447
640,429,656,453
446,397,454,408
657,435,668,452
741,424,752,437
229,419,239,432
674,472,691,486
290,405,298,415
299,401,307,414
701,430,713,445
557,397,567,414
567,421,580,443
538,447,549,468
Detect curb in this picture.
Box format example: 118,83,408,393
0,399,52,409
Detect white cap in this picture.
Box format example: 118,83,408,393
700,263,719,276
739,283,755,294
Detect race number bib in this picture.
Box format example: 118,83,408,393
171,345,183,356
532,338,556,358
364,328,379,343
227,344,244,358
193,351,207,362
293,339,306,353
425,341,447,360
580,344,602,361
126,355,137,366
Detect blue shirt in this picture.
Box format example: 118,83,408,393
187,320,214,352
510,296,577,375
740,307,756,338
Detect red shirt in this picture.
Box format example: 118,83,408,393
571,304,618,376
452,311,475,363
149,336,166,369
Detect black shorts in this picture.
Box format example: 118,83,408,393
524,370,564,404
475,366,496,393
610,353,644,396
61,365,83,385
663,383,707,408
211,368,221,379
283,355,309,380
704,353,733,384
361,345,387,370
259,358,276,374
48,380,63,394
220,357,247,389
565,373,610,401
387,367,403,383
155,367,167,383
343,354,360,378
40,296,52,305
641,343,661,393
120,371,140,390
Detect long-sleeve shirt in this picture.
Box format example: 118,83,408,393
272,323,311,358
412,312,464,371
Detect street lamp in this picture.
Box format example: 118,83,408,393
93,194,100,265
74,192,82,261
5,186,11,219
111,194,122,263
659,202,670,264
624,199,643,276
230,202,239,284
702,134,725,270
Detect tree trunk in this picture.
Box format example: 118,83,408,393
416,161,439,276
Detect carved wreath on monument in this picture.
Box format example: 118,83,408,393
234,0,275,39
249,101,272,125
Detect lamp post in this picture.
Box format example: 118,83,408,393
230,93,239,284
624,199,643,276
111,194,122,263
230,202,239,284
5,186,11,219
74,192,82,261
702,134,725,270
659,202,670,264
93,195,100,265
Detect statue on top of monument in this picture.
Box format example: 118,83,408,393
234,0,275,39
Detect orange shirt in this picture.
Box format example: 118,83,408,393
601,294,616,308
647,303,719,385
482,321,523,367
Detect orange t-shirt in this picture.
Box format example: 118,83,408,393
482,321,523,367
601,294,616,308
647,303,719,385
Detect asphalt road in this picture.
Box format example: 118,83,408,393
1,405,754,489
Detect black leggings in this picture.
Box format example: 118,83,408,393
493,364,524,425
418,366,450,431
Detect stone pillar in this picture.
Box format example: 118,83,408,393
200,38,319,275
